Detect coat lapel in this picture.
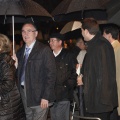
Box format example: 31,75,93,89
28,40,39,60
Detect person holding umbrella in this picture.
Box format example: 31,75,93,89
14,22,56,120
77,18,118,120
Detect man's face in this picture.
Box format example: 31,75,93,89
49,38,61,51
22,24,38,46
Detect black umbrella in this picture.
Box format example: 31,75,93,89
52,0,109,15
0,0,52,54
107,0,120,26
0,0,52,18
53,10,108,22
52,0,109,21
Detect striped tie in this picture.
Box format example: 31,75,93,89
20,48,30,85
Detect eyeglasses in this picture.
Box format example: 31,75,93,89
22,29,36,34
48,39,59,43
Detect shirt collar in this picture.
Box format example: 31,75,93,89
26,40,36,49
25,40,36,54
53,48,62,57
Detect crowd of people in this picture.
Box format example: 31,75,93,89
0,18,120,120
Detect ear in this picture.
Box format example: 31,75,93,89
35,31,38,37
59,40,62,45
109,33,112,39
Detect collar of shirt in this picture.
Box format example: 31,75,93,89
111,40,116,45
25,40,36,55
53,48,62,57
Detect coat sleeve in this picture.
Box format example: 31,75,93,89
41,46,56,101
98,43,117,105
0,61,15,95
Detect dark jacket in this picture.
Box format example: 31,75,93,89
17,40,56,107
82,32,118,113
55,48,77,101
0,53,25,120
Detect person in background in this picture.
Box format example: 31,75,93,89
70,36,84,59
49,33,77,120
0,34,25,120
103,24,120,120
74,37,87,114
77,18,118,120
76,37,86,73
16,22,56,120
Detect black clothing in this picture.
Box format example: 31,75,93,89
0,53,25,120
82,32,118,113
85,111,111,120
55,48,77,101
70,46,81,60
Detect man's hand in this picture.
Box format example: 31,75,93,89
77,74,83,86
11,54,18,68
40,99,49,109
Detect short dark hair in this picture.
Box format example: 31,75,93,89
22,22,38,31
82,18,99,35
103,24,119,40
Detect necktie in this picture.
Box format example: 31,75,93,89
20,48,30,85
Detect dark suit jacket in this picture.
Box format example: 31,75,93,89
17,40,56,107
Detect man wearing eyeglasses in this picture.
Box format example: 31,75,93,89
16,22,56,120
49,33,77,120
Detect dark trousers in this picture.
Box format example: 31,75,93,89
50,101,70,120
118,116,120,120
110,107,119,120
85,112,111,120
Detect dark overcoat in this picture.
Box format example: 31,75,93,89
0,53,25,120
17,40,56,107
81,32,118,113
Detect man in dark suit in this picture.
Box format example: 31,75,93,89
16,22,56,120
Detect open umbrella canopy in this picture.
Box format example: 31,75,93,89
107,0,120,26
52,0,109,21
52,0,109,16
0,0,52,19
60,21,82,34
108,10,120,26
53,10,107,22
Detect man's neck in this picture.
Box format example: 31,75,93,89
53,47,62,57
54,47,62,54
110,38,115,44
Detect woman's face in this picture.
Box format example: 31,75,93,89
78,39,86,50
